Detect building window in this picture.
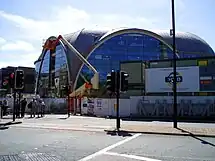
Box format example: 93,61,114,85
76,33,173,91
37,45,69,98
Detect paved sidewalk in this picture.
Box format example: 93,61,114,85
0,115,113,132
112,124,215,137
1,114,215,137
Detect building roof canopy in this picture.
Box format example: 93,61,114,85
35,27,214,63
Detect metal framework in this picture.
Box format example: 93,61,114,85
36,34,99,97
57,35,99,97
73,28,181,91
36,28,182,98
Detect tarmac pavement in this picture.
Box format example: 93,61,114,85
0,127,215,161
1,114,215,137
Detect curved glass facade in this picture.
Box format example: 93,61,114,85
76,33,173,89
37,45,69,98
35,60,41,93
37,50,50,97
35,60,41,81
54,45,69,97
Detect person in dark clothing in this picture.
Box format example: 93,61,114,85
16,100,20,118
2,99,8,116
21,98,27,118
28,99,36,118
27,100,33,117
41,101,46,117
0,100,3,118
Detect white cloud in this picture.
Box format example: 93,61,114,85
0,37,6,44
0,6,160,41
0,51,39,68
1,40,35,51
0,3,174,67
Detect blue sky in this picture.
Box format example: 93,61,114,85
0,0,214,68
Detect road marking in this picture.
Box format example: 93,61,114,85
12,123,111,130
12,124,105,132
104,152,162,161
78,133,142,161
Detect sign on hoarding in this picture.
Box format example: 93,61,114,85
145,66,200,93
199,66,215,92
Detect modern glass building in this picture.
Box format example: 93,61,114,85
34,28,214,98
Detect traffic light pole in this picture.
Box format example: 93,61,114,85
171,0,178,128
116,70,120,131
67,96,70,118
18,91,21,109
106,70,123,131
13,90,16,122
67,85,71,118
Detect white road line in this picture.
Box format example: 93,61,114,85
12,125,104,132
104,152,162,161
12,123,112,129
78,133,142,161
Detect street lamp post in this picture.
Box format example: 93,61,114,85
171,0,177,128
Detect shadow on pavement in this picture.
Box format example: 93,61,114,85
25,116,34,119
34,116,44,119
0,126,9,130
1,117,13,120
177,127,215,147
0,121,22,130
122,117,215,124
106,130,132,137
58,117,69,120
25,116,44,119
0,121,22,126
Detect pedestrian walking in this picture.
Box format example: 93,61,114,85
0,100,3,118
2,99,8,116
31,98,37,118
21,98,27,118
36,99,41,118
15,100,20,118
40,101,46,117
32,98,38,117
27,100,33,117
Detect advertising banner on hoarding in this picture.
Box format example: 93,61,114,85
145,66,200,93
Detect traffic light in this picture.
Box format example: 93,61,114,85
106,71,116,93
15,70,24,90
120,71,129,92
9,72,15,88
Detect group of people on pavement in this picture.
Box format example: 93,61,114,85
1,97,46,118
27,98,46,118
15,98,27,118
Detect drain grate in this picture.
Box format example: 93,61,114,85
20,153,62,161
0,154,22,161
0,153,64,161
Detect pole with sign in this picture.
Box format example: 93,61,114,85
171,0,178,128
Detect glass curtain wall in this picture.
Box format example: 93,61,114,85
37,45,68,98
76,33,173,89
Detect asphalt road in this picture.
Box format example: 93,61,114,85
0,126,215,161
